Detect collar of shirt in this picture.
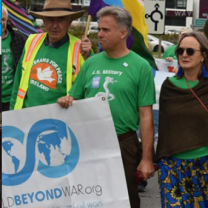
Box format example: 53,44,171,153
44,33,69,48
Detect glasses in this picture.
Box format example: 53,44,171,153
176,47,201,56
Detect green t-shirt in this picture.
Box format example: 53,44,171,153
69,51,156,135
2,31,16,103
169,76,208,159
23,42,69,108
10,41,70,109
162,45,177,60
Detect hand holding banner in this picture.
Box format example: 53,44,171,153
155,58,178,72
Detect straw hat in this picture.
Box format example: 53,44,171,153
29,0,85,20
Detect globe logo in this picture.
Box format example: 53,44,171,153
2,139,26,174
37,130,72,167
2,119,80,186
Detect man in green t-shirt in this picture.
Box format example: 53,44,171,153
58,6,155,208
2,6,26,111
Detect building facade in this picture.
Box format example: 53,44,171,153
165,0,194,30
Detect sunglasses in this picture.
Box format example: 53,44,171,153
176,47,201,56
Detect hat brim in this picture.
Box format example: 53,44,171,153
29,10,85,20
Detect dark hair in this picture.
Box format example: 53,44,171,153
175,32,208,79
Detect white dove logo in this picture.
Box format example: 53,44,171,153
37,67,55,83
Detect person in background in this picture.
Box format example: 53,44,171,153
203,17,208,39
156,32,208,208
10,0,92,110
162,27,192,62
57,6,156,208
1,6,26,111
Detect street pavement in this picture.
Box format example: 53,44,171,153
140,173,161,208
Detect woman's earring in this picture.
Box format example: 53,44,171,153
176,66,183,77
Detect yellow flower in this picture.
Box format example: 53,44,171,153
171,186,182,200
182,178,193,194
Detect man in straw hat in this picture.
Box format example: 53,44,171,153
10,0,92,110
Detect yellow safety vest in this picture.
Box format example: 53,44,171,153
14,33,84,110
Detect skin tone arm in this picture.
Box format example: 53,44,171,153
137,106,155,180
80,35,92,60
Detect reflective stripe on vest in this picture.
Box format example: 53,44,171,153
72,40,81,74
17,88,26,99
25,33,45,62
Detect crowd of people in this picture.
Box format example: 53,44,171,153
2,0,208,207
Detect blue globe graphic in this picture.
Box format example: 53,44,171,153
2,140,26,174
37,131,71,166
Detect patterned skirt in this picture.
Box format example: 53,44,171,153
158,156,208,208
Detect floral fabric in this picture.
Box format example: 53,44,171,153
158,156,208,208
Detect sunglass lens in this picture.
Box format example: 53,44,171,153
177,48,184,55
186,48,195,56
177,48,196,56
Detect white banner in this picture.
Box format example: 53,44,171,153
2,97,130,208
155,58,178,72
154,70,175,110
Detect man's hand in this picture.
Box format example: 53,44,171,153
80,36,92,60
57,96,74,108
136,159,155,180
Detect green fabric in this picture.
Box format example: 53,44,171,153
131,28,156,69
2,31,16,103
169,76,208,159
69,51,156,135
169,76,198,89
10,42,69,109
174,146,208,159
162,45,177,60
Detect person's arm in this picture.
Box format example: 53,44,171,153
137,106,155,180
